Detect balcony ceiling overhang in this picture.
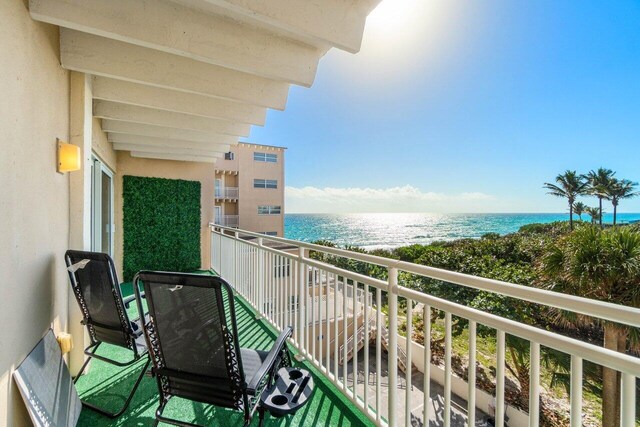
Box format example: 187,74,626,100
30,0,381,163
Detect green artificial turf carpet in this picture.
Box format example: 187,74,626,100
75,273,373,426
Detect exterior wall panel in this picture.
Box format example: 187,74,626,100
0,1,71,425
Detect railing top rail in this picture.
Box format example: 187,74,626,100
211,224,640,329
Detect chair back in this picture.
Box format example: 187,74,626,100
135,272,247,410
65,250,134,349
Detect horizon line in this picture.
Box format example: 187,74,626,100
283,211,640,215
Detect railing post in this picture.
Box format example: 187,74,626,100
620,372,636,427
257,237,264,319
529,342,540,427
214,226,218,272
219,228,223,276
233,231,238,288
297,246,306,360
387,267,398,427
570,356,583,427
496,330,505,427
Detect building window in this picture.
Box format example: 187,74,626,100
254,152,277,163
258,205,281,215
261,231,278,236
254,179,277,189
224,152,234,160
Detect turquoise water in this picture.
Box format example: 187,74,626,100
284,213,640,250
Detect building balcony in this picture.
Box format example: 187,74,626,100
214,214,239,228
209,225,640,427
215,187,239,201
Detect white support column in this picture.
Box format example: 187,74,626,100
68,71,93,375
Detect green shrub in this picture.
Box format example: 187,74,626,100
123,175,201,281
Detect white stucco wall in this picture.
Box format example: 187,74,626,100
0,0,71,425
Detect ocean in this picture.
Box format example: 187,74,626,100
284,213,640,250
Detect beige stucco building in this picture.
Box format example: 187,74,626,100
214,142,286,236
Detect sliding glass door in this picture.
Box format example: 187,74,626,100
91,156,114,256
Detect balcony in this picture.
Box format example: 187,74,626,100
210,225,640,427
74,275,370,426
214,214,239,228
215,187,239,201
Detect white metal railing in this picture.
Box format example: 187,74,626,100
215,186,239,199
214,215,239,228
210,224,640,427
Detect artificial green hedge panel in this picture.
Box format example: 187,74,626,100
123,175,201,281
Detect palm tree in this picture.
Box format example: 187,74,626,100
585,168,615,228
585,206,601,225
540,226,640,427
572,201,587,221
543,171,588,230
605,178,639,225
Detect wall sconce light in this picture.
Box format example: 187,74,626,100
57,139,81,173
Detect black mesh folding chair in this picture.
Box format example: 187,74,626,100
64,250,151,418
134,271,293,427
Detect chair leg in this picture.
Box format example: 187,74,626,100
256,407,266,427
80,356,151,419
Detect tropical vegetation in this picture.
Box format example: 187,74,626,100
545,168,638,227
310,221,640,426
543,170,588,230
541,225,640,427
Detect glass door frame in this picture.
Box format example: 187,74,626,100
214,205,222,225
91,155,115,256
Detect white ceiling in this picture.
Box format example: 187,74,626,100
30,0,381,162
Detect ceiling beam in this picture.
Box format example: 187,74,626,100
172,0,381,53
92,77,266,125
60,29,290,109
101,120,238,144
108,133,233,151
113,143,224,158
30,0,321,86
130,151,218,164
94,101,250,136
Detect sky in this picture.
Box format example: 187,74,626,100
242,0,640,214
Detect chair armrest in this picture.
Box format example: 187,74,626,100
123,292,145,309
246,326,293,395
